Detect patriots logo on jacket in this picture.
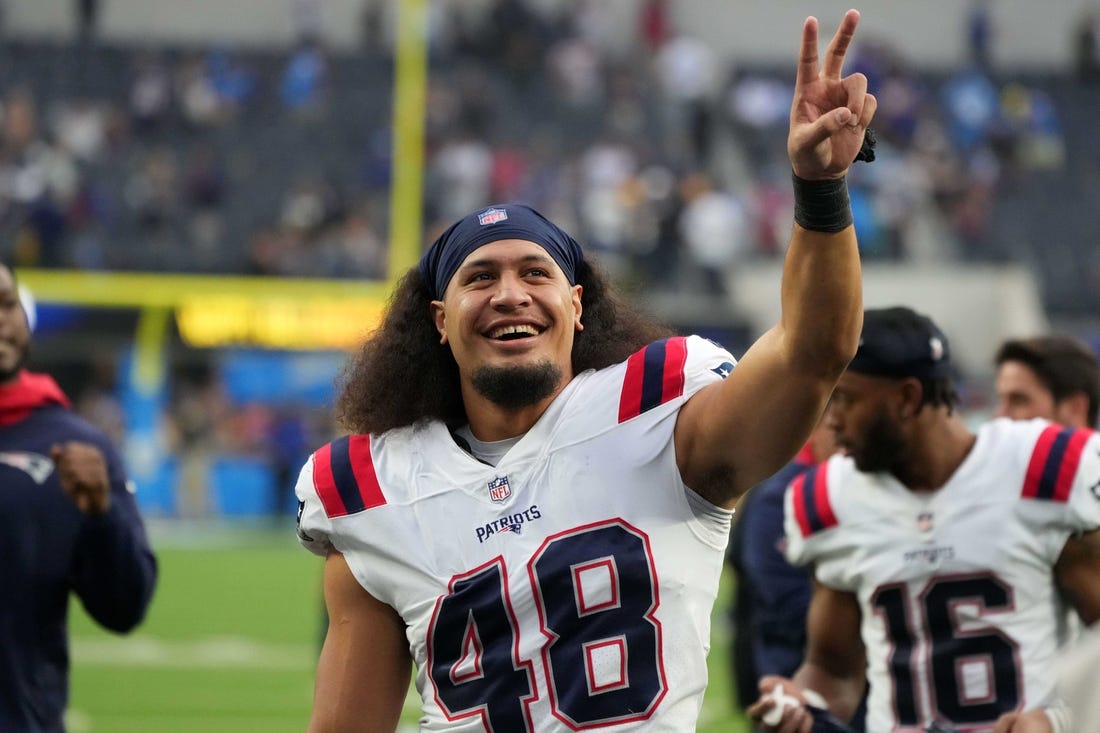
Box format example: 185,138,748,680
711,361,734,379
488,475,511,503
0,451,54,484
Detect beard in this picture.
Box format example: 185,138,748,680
851,409,907,474
471,360,563,410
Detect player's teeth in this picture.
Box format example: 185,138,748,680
492,325,536,338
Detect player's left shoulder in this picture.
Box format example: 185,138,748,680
613,335,736,423
986,415,1095,450
966,420,1100,536
557,335,735,439
994,417,1100,505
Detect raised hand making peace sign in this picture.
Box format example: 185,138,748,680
788,9,877,181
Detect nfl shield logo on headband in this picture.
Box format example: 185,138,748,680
478,208,508,226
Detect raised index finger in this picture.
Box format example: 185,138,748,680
822,9,861,80
795,15,821,87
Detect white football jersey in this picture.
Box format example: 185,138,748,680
297,336,737,732
785,418,1100,733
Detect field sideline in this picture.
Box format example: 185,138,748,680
68,523,750,732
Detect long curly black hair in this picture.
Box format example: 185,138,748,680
335,259,673,435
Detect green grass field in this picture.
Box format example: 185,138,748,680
68,522,750,732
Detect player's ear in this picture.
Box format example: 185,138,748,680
572,284,583,332
898,378,923,419
429,301,448,344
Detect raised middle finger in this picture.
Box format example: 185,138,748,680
822,9,861,80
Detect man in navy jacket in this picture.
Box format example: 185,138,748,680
0,263,157,731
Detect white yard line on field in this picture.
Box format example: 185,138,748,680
70,635,315,669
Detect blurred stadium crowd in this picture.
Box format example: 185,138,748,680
5,0,1100,517
4,1,1099,292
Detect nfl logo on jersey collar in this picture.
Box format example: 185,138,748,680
488,475,512,503
917,511,934,533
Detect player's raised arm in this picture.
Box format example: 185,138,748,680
675,10,877,507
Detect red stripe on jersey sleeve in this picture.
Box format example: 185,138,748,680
347,434,387,510
1053,428,1094,503
791,473,813,538
661,336,688,404
617,348,647,423
312,442,348,518
1022,424,1061,499
811,466,838,530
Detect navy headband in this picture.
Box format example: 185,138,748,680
418,203,585,299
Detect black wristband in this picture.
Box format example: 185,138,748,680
792,173,853,233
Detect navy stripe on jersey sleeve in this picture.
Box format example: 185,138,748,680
618,337,688,422
1023,424,1093,503
329,436,367,514
791,465,838,537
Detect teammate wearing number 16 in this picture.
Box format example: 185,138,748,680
748,308,1100,733
295,9,875,733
